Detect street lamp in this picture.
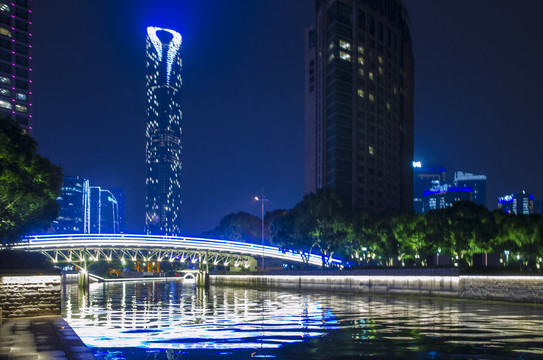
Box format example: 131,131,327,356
254,192,269,271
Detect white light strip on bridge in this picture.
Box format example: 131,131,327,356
17,234,342,267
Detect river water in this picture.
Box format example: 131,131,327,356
62,279,543,359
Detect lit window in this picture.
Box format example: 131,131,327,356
0,99,11,109
339,51,351,62
386,102,391,111
0,76,10,84
0,88,9,96
358,46,364,54
15,104,27,112
16,92,26,101
328,42,334,51
0,27,11,38
0,4,9,12
358,68,364,77
369,93,375,102
328,53,334,63
369,146,374,155
358,56,364,65
378,66,383,75
393,86,398,95
358,89,364,98
339,39,351,51
369,72,374,81
378,56,383,64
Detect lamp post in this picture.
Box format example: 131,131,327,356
254,192,269,272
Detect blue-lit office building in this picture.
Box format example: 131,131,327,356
89,186,119,234
145,26,182,235
54,176,122,234
422,183,474,212
454,171,486,207
53,176,90,234
413,161,446,213
498,191,540,215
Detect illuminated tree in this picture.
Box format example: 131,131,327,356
0,117,63,244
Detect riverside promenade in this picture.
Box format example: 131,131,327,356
0,316,95,360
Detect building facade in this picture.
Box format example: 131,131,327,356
454,171,486,208
89,186,119,234
304,0,414,211
145,26,182,235
54,176,121,234
53,176,90,234
0,0,32,132
413,161,446,213
422,183,473,213
498,191,540,215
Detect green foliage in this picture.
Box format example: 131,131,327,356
202,211,261,242
0,117,63,243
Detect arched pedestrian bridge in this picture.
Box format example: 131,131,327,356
15,234,342,269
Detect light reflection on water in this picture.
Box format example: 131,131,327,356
62,280,543,359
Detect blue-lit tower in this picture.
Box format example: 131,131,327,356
145,27,182,235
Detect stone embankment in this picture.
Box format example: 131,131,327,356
210,269,543,304
0,271,61,318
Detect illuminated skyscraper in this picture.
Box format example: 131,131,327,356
0,0,32,132
145,26,182,235
305,0,414,211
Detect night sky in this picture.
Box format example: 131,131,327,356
31,1,543,235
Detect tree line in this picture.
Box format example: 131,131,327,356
207,189,543,271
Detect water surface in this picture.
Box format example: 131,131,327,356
62,280,543,359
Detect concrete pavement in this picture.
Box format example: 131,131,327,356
0,316,95,360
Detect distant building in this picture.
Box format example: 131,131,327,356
54,176,122,234
422,183,473,213
413,161,446,213
53,176,90,234
454,171,486,207
108,188,126,233
498,191,540,215
145,26,183,235
0,0,32,132
304,0,414,212
89,187,119,234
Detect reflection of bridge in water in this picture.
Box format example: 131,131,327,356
16,234,342,270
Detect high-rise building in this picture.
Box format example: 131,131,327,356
53,176,90,234
54,176,122,234
498,191,540,215
454,171,486,208
413,161,446,213
304,0,414,211
145,26,182,235
0,0,32,132
89,186,119,234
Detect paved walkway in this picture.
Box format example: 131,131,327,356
0,316,95,360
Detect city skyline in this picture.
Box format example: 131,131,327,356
30,0,543,235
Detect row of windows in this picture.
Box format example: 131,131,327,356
0,26,29,42
0,87,26,100
0,74,28,89
0,62,28,78
0,99,27,112
0,15,28,31
0,38,29,53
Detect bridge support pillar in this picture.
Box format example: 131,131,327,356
78,270,89,290
196,271,209,289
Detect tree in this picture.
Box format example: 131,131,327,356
269,209,314,266
0,117,63,244
202,211,261,243
294,189,351,268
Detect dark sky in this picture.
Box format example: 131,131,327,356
31,1,543,235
